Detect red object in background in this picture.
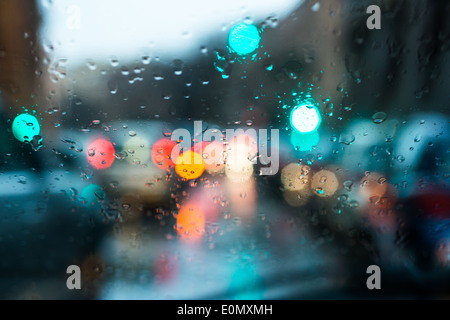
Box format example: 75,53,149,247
152,138,177,170
153,253,178,283
413,189,450,220
86,138,115,170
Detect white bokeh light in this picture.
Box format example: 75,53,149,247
290,104,321,133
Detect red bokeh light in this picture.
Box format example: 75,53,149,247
151,138,177,170
86,138,115,170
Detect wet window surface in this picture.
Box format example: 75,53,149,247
0,0,449,299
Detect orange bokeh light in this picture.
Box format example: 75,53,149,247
176,202,205,242
175,150,205,180
86,138,115,170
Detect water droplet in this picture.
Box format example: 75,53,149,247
325,102,334,117
61,137,82,152
102,207,120,221
315,187,324,195
360,179,368,188
172,59,183,76
336,81,346,93
107,80,118,94
159,128,171,138
264,16,279,28
17,175,27,184
372,112,387,124
349,200,359,208
109,57,119,67
88,148,95,157
282,60,302,80
86,59,97,71
109,181,119,189
343,180,353,191
74,97,83,106
162,91,172,100
121,67,129,76
81,168,93,180
378,177,387,184
114,151,128,160
189,180,198,188
339,132,355,145
121,203,131,211
30,135,43,151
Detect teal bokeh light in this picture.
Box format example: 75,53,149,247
228,265,264,299
290,104,322,133
12,113,40,143
228,23,261,56
290,130,320,152
80,184,105,208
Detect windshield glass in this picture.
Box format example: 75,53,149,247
0,0,449,299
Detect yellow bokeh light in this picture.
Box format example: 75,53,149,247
311,169,339,197
281,163,311,191
225,161,254,182
225,134,256,182
175,151,205,180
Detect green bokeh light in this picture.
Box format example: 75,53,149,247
290,130,320,152
228,265,264,299
80,184,105,208
12,113,40,143
228,23,261,56
290,104,322,133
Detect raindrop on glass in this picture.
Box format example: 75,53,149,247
372,112,387,124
